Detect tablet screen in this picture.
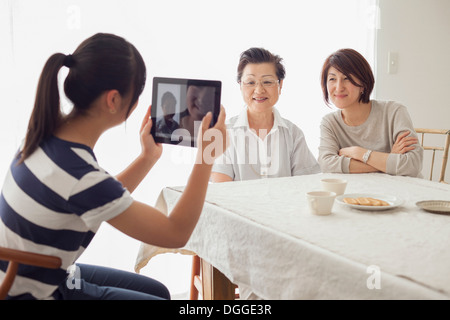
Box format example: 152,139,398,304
151,77,221,147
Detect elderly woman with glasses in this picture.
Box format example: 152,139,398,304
211,47,320,183
209,47,320,300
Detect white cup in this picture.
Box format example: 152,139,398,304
320,178,347,196
306,191,336,215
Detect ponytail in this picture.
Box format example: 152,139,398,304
19,33,146,163
20,53,66,162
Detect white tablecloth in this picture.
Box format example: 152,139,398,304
135,173,450,299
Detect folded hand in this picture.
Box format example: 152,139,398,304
391,131,417,154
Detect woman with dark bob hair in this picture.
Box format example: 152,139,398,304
211,47,320,182
0,33,227,299
318,48,423,177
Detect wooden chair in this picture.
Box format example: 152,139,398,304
0,246,62,299
190,255,238,300
415,128,450,183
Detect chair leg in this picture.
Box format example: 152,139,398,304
189,255,201,300
0,261,19,300
430,150,436,180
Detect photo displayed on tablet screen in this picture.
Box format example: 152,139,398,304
151,77,221,147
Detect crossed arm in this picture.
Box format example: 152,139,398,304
338,131,418,173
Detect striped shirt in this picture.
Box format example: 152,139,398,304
0,136,133,299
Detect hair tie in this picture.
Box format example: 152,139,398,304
63,54,75,68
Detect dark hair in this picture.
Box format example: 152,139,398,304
161,91,176,106
21,33,146,161
320,48,374,105
237,47,286,83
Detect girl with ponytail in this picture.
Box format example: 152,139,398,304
0,33,227,300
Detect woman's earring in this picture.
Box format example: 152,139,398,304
110,108,117,114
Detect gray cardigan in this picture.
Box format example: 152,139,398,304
318,100,423,177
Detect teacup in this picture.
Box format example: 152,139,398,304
320,178,347,196
306,191,336,215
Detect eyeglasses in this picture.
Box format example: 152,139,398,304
240,79,280,88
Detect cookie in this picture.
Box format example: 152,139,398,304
343,198,359,205
357,197,372,206
343,197,390,206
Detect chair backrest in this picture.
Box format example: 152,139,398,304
0,246,62,299
415,128,450,183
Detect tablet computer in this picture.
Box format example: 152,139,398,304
151,77,222,147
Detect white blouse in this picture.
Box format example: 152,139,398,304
212,106,320,181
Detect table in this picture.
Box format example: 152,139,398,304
135,173,450,299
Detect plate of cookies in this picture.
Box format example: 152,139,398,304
336,193,403,211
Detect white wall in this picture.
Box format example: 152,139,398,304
376,0,450,182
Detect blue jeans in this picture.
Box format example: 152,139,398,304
53,263,171,300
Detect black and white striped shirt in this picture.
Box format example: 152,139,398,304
0,136,133,299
